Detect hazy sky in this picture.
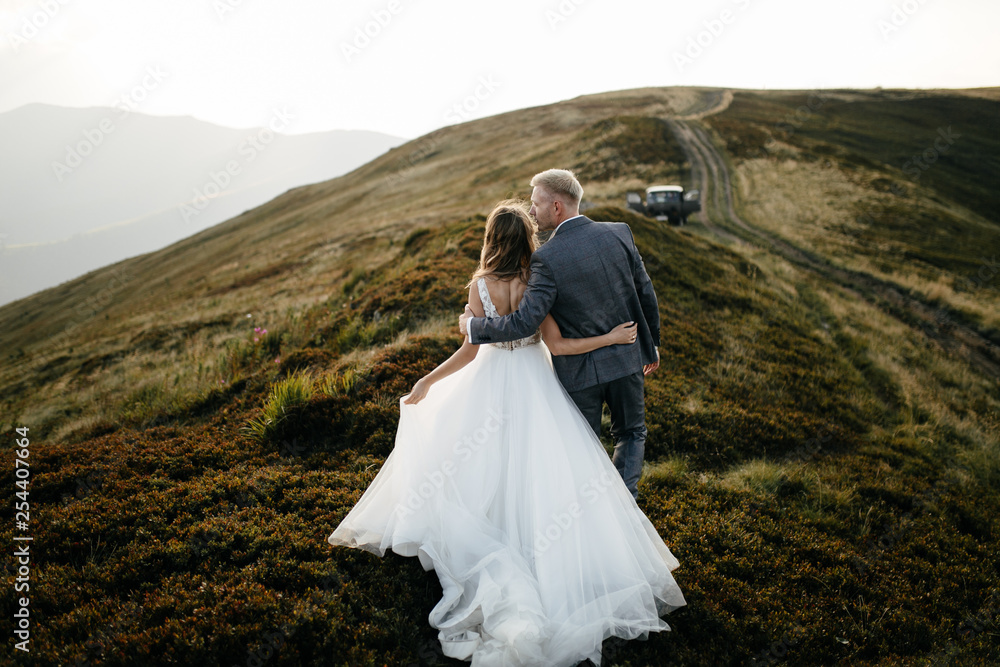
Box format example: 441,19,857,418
2,0,998,139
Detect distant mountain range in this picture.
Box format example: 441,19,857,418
0,103,405,306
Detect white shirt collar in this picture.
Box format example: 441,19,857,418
550,214,584,237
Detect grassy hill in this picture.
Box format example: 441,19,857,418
705,89,1000,340
1,87,998,666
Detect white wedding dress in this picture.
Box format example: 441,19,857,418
328,278,686,666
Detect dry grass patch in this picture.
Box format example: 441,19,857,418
720,458,790,494
640,456,690,489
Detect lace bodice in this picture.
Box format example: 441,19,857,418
477,278,542,351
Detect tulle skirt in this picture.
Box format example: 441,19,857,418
328,341,686,666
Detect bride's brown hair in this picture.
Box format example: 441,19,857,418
468,199,538,286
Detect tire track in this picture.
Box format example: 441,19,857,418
676,89,734,120
671,118,1000,381
666,120,742,245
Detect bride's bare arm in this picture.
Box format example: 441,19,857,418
541,314,637,356
403,284,485,404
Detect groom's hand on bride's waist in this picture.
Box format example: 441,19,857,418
459,304,474,336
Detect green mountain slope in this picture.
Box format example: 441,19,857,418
1,87,998,666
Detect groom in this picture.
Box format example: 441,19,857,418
459,169,661,500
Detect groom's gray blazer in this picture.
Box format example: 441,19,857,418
468,215,660,392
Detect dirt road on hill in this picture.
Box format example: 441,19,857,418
666,120,742,245
676,89,733,120
667,112,1000,381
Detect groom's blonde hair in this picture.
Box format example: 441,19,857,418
530,169,583,205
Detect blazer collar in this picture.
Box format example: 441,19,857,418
551,215,591,238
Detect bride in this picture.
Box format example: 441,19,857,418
328,200,686,666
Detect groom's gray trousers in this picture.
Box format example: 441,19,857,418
568,372,647,500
